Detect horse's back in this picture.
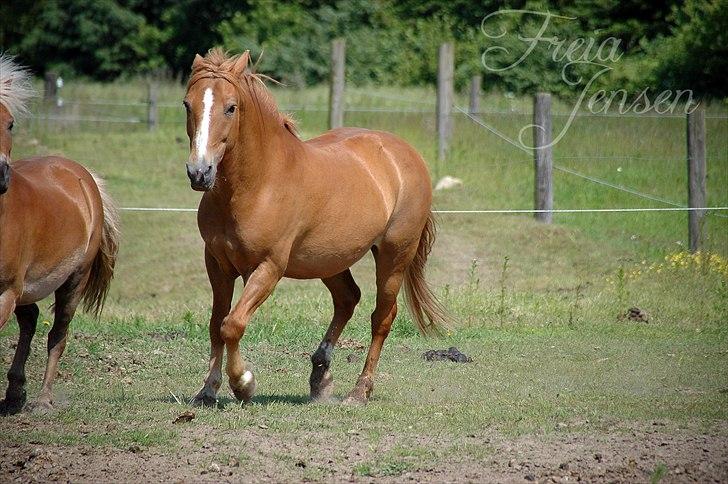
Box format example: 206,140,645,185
306,127,432,220
14,156,97,188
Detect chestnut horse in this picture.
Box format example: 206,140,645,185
183,49,451,405
0,55,120,414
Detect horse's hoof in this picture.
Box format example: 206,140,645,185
343,377,372,405
230,371,256,403
0,397,25,416
342,393,368,405
309,370,334,402
24,399,54,414
191,393,218,407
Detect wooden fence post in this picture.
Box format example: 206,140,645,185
43,72,58,103
147,81,158,131
329,38,346,129
533,92,553,223
437,42,454,162
687,104,706,252
469,74,481,115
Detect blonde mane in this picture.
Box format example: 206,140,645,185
188,48,298,136
0,54,34,116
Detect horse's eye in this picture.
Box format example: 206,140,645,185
225,105,236,116
8,121,13,132
182,101,190,112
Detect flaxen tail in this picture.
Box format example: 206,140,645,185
403,213,454,336
82,175,120,318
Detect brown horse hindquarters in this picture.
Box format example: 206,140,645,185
0,157,103,307
0,156,115,414
285,129,432,279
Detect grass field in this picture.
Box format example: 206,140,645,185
1,81,727,482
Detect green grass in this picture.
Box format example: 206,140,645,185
1,81,727,478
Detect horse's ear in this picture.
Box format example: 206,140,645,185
192,54,204,70
231,51,251,77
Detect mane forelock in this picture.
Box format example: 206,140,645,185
0,54,34,116
189,48,298,137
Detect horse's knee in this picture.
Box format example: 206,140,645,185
220,315,244,343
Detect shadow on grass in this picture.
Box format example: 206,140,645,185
157,393,309,409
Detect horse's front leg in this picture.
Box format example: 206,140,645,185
221,259,283,402
192,249,235,407
0,289,17,332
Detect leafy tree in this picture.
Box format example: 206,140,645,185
10,0,164,78
0,0,725,101
644,0,728,99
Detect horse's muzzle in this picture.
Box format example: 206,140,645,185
0,160,10,195
186,163,215,191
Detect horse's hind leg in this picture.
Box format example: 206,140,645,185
344,244,412,404
28,273,86,412
0,304,38,415
310,269,361,401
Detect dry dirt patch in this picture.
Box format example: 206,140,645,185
1,424,726,482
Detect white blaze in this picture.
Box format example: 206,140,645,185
195,87,214,160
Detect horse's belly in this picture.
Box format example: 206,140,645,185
285,250,370,279
285,233,378,279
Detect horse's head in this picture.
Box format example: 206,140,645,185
183,50,251,191
0,54,33,195
0,102,12,194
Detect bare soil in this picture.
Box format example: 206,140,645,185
1,423,726,483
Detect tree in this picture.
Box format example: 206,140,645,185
12,0,164,78
645,0,728,99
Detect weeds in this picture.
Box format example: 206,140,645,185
467,258,480,292
650,463,668,483
615,264,628,315
568,283,583,328
498,256,510,328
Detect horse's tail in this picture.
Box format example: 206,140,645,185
82,174,120,318
403,213,454,336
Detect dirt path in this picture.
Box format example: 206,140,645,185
2,424,726,482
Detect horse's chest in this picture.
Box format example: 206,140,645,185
203,226,271,274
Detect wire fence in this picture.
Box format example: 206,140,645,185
24,90,728,221
118,206,728,214
25,92,728,120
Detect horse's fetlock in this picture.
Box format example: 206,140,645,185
311,341,334,368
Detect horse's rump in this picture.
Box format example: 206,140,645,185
2,157,118,312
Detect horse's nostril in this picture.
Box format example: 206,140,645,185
205,165,213,174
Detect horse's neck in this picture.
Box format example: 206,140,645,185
217,117,300,197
